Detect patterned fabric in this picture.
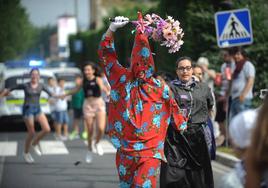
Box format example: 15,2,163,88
116,152,160,188
130,13,155,80
98,30,186,161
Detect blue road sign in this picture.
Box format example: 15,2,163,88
215,8,253,48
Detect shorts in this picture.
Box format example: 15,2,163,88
73,108,83,119
83,97,106,118
55,111,69,124
22,105,42,119
50,111,57,121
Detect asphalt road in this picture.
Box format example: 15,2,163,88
0,131,231,188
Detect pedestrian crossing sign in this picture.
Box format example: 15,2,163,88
215,8,253,48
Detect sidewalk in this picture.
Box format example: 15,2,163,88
215,151,239,168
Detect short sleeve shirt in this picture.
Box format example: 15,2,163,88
231,61,255,99
8,82,52,107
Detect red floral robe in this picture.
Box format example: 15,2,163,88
98,31,186,187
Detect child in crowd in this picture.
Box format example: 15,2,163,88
69,75,85,140
54,78,69,141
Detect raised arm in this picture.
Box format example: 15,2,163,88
98,16,129,85
96,77,110,96
42,85,54,97
0,89,10,98
0,84,25,98
64,83,82,97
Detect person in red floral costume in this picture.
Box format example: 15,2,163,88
98,12,187,188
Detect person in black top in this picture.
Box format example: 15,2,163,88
0,68,52,164
66,62,110,163
160,57,214,188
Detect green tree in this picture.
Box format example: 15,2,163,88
0,0,35,61
155,0,218,72
157,0,268,93
26,25,57,59
69,0,268,94
234,0,268,91
69,4,154,67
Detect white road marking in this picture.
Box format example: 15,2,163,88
40,141,69,155
0,139,115,156
84,139,116,153
0,142,17,156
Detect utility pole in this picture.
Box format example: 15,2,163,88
74,0,79,31
89,0,96,29
89,0,103,29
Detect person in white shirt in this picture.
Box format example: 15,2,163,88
47,77,57,130
229,47,255,121
54,78,69,141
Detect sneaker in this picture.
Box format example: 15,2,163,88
61,135,68,141
54,134,62,141
85,151,93,163
91,141,97,154
95,143,104,156
23,152,34,164
69,131,80,140
32,144,42,156
82,131,88,140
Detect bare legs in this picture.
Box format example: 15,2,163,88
72,118,80,133
84,111,106,150
95,111,106,144
24,117,35,153
84,116,94,151
24,113,51,153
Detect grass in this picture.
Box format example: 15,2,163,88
217,146,235,156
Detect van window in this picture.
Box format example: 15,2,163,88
55,73,80,82
5,75,50,88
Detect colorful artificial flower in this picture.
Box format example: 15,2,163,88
132,13,184,53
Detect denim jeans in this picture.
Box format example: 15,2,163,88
229,97,252,122
22,105,41,118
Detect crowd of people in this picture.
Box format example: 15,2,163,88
1,13,267,188
0,63,111,164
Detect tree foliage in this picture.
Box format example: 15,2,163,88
69,0,268,93
234,0,268,90
69,4,154,67
156,0,268,91
26,25,57,59
0,0,35,61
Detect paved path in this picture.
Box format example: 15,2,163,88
0,132,232,188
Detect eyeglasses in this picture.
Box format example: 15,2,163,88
177,66,192,72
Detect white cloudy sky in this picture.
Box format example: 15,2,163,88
21,0,89,30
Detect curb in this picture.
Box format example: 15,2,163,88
215,151,239,168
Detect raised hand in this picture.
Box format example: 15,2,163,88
109,16,129,32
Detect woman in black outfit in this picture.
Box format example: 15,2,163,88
160,57,214,188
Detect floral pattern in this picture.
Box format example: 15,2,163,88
116,152,160,188
98,28,186,187
98,33,185,158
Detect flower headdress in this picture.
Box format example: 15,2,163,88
132,13,184,53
